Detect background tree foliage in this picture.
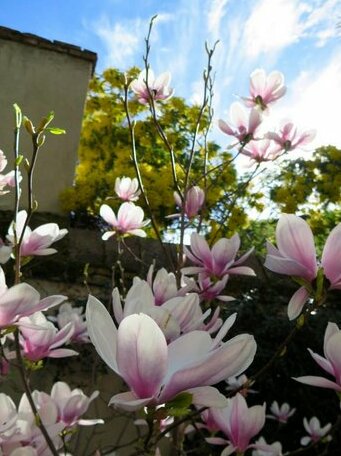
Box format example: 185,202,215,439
60,67,263,238
264,145,341,250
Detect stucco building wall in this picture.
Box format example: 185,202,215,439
0,27,96,213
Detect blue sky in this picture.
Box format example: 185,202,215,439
2,0,341,149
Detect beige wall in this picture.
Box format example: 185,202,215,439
0,32,96,214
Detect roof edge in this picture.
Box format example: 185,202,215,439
0,26,97,74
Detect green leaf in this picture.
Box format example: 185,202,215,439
13,103,22,128
15,155,24,166
37,111,54,132
46,127,66,135
165,392,193,417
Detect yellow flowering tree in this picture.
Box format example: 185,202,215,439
60,67,261,237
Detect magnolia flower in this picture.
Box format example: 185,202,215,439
13,391,65,455
300,417,331,446
267,401,296,423
146,265,179,305
115,176,141,202
242,69,286,110
252,437,283,456
0,150,20,195
264,214,341,319
19,312,78,361
225,374,256,396
6,210,68,257
218,102,262,144
173,186,205,218
86,295,257,412
294,322,341,392
182,233,255,280
56,303,89,343
266,122,316,152
190,274,234,303
130,69,174,104
50,382,103,427
0,393,18,439
0,267,66,329
242,139,281,163
112,279,225,341
100,202,149,239
206,393,266,455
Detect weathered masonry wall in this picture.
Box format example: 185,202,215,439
0,27,97,214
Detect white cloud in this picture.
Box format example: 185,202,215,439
240,0,341,61
242,0,309,59
92,16,145,69
207,0,229,40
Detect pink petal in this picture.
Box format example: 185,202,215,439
325,332,341,382
293,375,341,391
100,204,117,226
264,254,310,278
161,334,256,401
86,295,119,374
287,287,310,320
321,223,341,286
108,391,153,411
308,349,334,376
186,386,228,408
117,314,167,398
276,215,317,280
49,348,78,358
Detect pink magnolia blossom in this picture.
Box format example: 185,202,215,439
173,186,205,218
130,69,174,104
294,322,341,392
112,280,225,341
56,303,89,343
115,176,141,202
264,214,341,319
266,122,316,152
182,233,255,280
218,102,262,144
50,382,103,427
147,265,183,306
300,417,331,446
6,210,68,257
100,202,149,239
267,401,296,423
0,267,66,329
225,374,257,397
190,274,235,303
0,393,18,441
0,150,19,196
242,139,281,163
19,312,78,361
242,69,286,111
86,295,257,412
207,393,266,455
252,437,283,456
7,391,65,456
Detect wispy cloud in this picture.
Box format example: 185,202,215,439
242,0,309,60
240,0,341,61
92,16,145,69
269,50,341,150
207,0,229,40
